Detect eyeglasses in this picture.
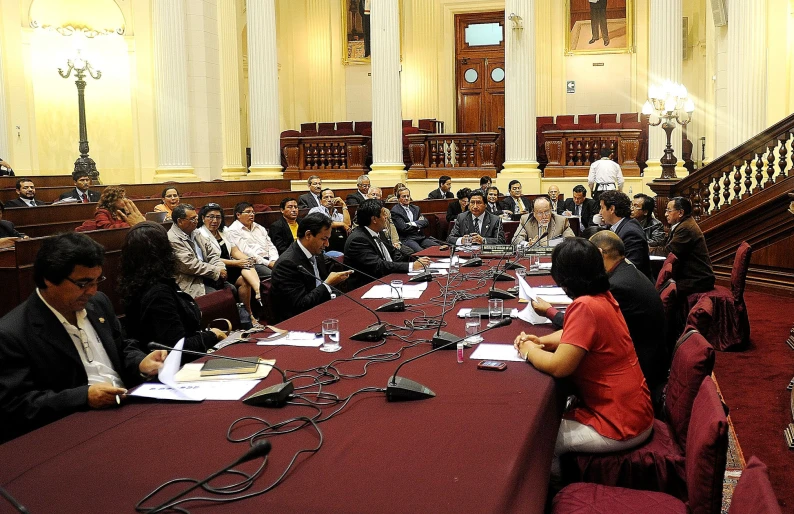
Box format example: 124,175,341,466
535,210,552,217
185,216,199,223
65,275,107,289
664,208,680,213
204,215,223,220
241,210,255,215
77,328,93,362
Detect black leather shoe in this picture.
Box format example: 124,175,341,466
604,39,610,46
588,37,597,44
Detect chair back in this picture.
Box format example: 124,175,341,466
194,288,241,330
684,376,728,514
685,295,713,336
727,456,783,514
145,212,167,223
731,242,752,304
74,220,98,232
655,252,678,290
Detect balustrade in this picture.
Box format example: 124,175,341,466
281,135,369,180
543,129,642,177
406,132,500,179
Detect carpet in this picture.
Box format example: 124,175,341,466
713,374,746,513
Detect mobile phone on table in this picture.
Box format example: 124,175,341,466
477,360,507,371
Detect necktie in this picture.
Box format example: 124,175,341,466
575,204,580,216
82,193,88,204
374,236,392,262
474,217,480,235
404,206,413,222
310,256,322,287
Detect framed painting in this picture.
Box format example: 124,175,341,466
342,0,371,64
565,0,633,55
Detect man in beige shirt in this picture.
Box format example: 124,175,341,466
168,203,228,298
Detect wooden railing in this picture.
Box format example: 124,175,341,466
405,132,500,179
543,129,642,177
281,135,369,180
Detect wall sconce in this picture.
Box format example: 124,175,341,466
508,13,523,30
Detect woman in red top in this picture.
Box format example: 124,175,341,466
514,238,653,477
94,186,145,230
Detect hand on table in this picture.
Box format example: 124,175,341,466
513,331,544,360
412,257,432,271
87,383,128,409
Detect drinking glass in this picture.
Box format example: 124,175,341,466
529,254,540,272
464,312,483,344
515,268,527,288
390,280,403,299
488,298,504,324
320,319,341,353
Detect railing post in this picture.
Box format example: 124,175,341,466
647,178,682,226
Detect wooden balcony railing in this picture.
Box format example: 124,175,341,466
543,128,642,177
281,135,370,180
405,132,500,179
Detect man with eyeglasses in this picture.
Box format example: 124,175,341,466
346,174,371,206
501,180,529,218
226,201,280,279
168,203,230,298
511,196,575,246
298,175,323,209
0,232,167,443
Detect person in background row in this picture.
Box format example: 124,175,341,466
501,180,529,217
94,186,146,230
297,175,323,209
269,197,302,255
309,188,351,232
562,184,598,228
121,222,228,360
0,157,14,176
427,175,454,199
154,187,181,220
598,190,651,279
5,178,48,207
512,196,575,246
485,186,503,216
0,201,28,248
631,193,665,248
225,201,279,279
548,185,564,214
479,176,492,194
58,170,100,203
446,187,471,222
588,148,624,202
391,187,437,252
385,182,406,202
346,174,371,206
361,187,404,253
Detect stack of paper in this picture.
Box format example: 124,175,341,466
515,275,552,325
361,281,428,299
469,343,526,362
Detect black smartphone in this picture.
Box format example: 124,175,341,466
477,360,507,371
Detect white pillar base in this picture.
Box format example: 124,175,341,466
247,164,284,179
220,166,248,180
498,161,541,193
154,167,199,182
368,163,406,189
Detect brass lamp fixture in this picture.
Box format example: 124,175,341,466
642,81,695,180
59,49,102,182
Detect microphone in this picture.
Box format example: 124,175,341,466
408,253,433,282
431,245,459,349
296,265,386,342
386,318,513,401
146,440,272,514
333,260,405,312
147,342,294,407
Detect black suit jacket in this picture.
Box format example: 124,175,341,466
0,219,23,238
343,227,410,290
550,199,565,215
562,197,597,227
485,201,503,216
427,188,454,199
0,292,146,442
447,211,505,244
500,195,531,215
271,241,333,323
58,188,100,202
613,218,651,278
346,190,369,206
4,197,48,207
446,200,467,222
391,204,429,242
269,216,301,255
297,192,321,210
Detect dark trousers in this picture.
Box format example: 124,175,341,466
590,0,608,40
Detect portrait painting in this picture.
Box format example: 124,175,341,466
342,0,371,64
565,0,633,55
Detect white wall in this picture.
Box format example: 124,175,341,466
564,54,633,115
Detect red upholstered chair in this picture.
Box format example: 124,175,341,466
620,112,642,129
280,130,301,138
258,278,275,324
300,122,316,133
361,127,373,137
335,128,354,136
577,114,600,129
556,114,576,129
599,113,622,129
728,456,783,514
194,288,241,330
317,122,335,133
336,121,353,131
354,120,372,134
655,253,678,291
503,220,519,243
253,203,271,213
685,295,713,338
685,242,753,351
402,119,413,127
553,376,729,514
259,188,282,193
659,279,679,351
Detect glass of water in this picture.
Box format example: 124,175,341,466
390,280,403,299
320,318,341,353
529,254,540,272
464,312,483,344
488,298,504,324
515,268,527,288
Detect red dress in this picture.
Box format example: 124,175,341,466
561,292,653,441
94,208,129,230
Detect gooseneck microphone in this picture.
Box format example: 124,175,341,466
146,342,294,407
386,317,513,402
332,260,405,312
296,265,387,342
408,253,434,282
431,245,459,349
146,440,272,514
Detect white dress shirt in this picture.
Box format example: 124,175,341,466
225,220,279,266
588,158,624,190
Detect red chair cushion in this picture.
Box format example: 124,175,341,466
728,456,783,514
253,204,271,213
731,242,752,304
280,130,301,137
335,128,354,136
602,122,623,129
686,286,748,351
655,253,678,290
685,295,713,335
552,482,685,513
194,288,241,329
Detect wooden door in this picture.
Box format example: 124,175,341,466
455,12,505,133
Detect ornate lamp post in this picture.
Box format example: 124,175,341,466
642,81,695,180
59,50,102,182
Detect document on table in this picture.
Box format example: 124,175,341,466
408,268,447,276
173,360,276,381
515,276,552,324
156,337,203,400
257,331,323,347
470,343,526,362
361,281,428,299
128,380,260,401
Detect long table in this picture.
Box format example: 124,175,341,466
0,255,563,513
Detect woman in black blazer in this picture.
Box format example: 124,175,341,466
446,187,471,222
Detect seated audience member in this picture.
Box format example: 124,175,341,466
0,201,28,248
447,190,505,245
562,184,598,228
94,186,146,230
309,188,351,231
0,157,13,176
485,186,503,216
58,171,100,203
548,185,564,214
479,175,492,194
297,175,323,209
391,187,437,252
533,231,668,404
0,233,166,443
4,178,48,207
427,175,454,199
121,222,229,358
351,187,405,252
225,201,279,279
598,190,651,278
514,238,653,477
168,203,229,298
271,213,353,323
198,203,263,327
269,197,301,255
346,174,371,205
632,193,666,248
501,180,529,216
385,182,406,202
511,196,575,246
446,187,471,222
153,187,181,220
344,199,431,290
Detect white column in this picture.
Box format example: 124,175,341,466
307,0,334,122
647,0,682,172
501,0,539,191
369,0,405,180
217,0,246,179
0,37,10,162
152,0,197,181
247,0,283,178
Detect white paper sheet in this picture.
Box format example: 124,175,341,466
361,281,428,299
650,255,667,261
257,332,323,347
515,275,553,324
469,343,526,362
156,338,204,400
128,380,259,401
408,269,447,276
173,360,275,382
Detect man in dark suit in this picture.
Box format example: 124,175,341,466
447,190,505,245
561,184,597,228
484,186,503,215
344,199,431,291
0,201,27,248
548,185,565,214
445,187,470,222
57,171,101,203
588,0,609,46
599,190,651,278
270,213,353,323
427,175,454,199
297,175,323,209
345,174,371,206
500,180,530,218
269,197,302,255
391,187,437,252
0,233,166,442
4,178,48,207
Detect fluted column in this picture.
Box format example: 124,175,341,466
369,0,405,180
247,0,283,177
0,37,9,162
535,0,552,116
152,0,197,181
217,0,246,179
307,0,334,122
647,0,683,173
502,0,539,191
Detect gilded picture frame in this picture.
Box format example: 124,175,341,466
565,0,634,56
341,0,402,65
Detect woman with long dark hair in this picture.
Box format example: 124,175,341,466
514,238,653,477
120,222,227,359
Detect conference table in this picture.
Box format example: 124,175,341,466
0,249,563,514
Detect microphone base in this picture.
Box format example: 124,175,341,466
243,381,294,407
488,288,517,300
493,271,514,282
376,299,405,312
409,272,432,282
431,331,461,350
350,322,387,342
386,376,436,402
504,261,525,270
460,257,482,267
